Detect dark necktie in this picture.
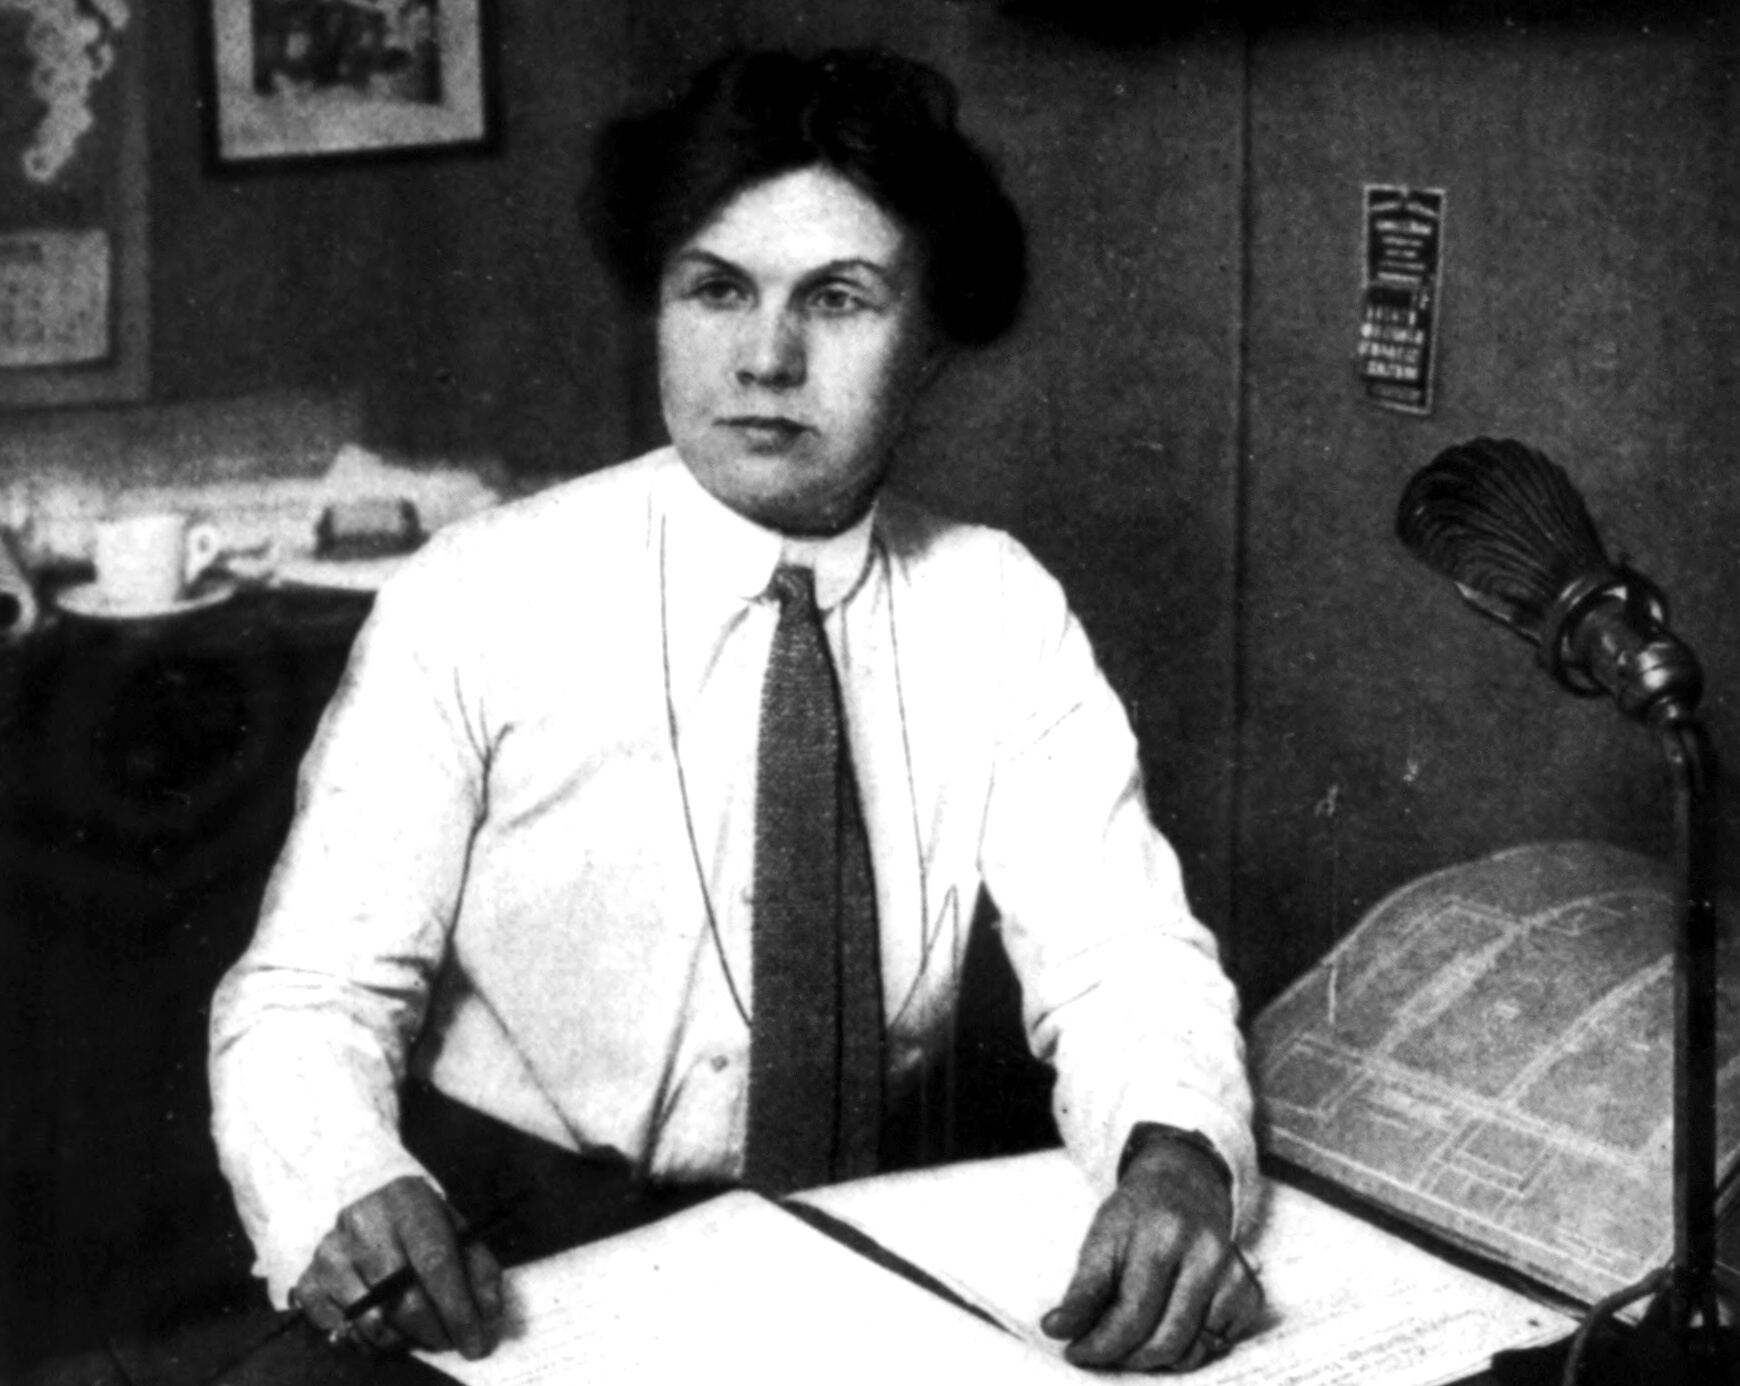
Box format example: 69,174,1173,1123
744,564,884,1194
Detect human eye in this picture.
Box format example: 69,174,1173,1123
687,273,749,309
806,279,880,317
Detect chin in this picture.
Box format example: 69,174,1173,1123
743,499,839,536
738,485,865,537
680,444,877,535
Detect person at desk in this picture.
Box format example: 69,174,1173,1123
210,45,1262,1375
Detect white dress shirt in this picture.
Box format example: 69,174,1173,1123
210,447,1256,1302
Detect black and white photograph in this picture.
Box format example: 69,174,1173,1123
3,2,1738,1385
206,0,493,166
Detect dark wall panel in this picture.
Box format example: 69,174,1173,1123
1236,10,1740,1008
143,1,637,476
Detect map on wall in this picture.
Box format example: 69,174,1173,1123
1251,840,1740,1309
0,0,148,405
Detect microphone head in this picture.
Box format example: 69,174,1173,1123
1396,437,1701,722
1395,437,1617,643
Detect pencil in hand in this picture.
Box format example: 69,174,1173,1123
334,1196,522,1335
339,1202,516,1325
201,1194,522,1384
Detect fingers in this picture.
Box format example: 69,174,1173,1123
1163,1251,1266,1373
1041,1196,1197,1369
465,1240,507,1328
395,1193,495,1359
1060,1217,1214,1371
1038,1205,1124,1344
1213,1248,1267,1341
296,1236,412,1355
1041,1177,1263,1372
292,1176,502,1360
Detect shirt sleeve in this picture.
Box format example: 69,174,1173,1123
208,547,489,1304
975,534,1259,1233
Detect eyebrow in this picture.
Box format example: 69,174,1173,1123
667,249,901,286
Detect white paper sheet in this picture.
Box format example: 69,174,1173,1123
802,1152,1576,1386
421,1153,1576,1386
423,1189,1082,1386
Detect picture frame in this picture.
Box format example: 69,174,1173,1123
204,0,496,169
0,2,150,409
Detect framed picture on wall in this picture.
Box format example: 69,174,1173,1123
204,0,496,169
0,1,150,408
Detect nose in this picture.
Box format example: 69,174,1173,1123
733,306,805,389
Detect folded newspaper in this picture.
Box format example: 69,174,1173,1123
1252,839,1740,1309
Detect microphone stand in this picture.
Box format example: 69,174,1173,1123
1662,718,1721,1344
1534,713,1729,1386
1544,572,1733,1384
1395,440,1736,1383
1606,712,1728,1380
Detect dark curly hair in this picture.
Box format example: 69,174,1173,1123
584,47,1027,347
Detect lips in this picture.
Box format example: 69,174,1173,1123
719,416,811,449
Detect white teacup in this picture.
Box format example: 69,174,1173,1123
94,512,222,610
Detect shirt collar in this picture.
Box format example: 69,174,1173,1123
658,450,876,613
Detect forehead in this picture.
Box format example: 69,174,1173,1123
679,166,911,274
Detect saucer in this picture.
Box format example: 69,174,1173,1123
55,578,239,623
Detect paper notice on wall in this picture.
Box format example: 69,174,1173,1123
1358,186,1444,415
0,229,112,369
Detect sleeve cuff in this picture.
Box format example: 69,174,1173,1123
1117,1121,1235,1189
1081,1089,1260,1240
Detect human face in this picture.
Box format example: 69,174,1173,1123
656,166,936,536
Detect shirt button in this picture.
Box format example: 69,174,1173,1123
711,1055,731,1072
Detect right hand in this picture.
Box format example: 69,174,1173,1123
293,1175,504,1359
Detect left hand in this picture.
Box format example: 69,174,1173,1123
1040,1135,1262,1372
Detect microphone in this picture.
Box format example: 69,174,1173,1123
1395,436,1702,727
1400,438,1735,1380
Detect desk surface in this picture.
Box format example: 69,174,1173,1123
58,1157,1549,1386
19,1152,1550,1386
16,1281,1513,1386
19,1133,1601,1386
